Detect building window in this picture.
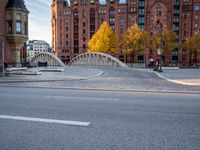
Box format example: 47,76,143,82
24,22,28,35
83,37,86,42
91,0,94,4
7,20,12,34
194,6,200,11
83,22,86,27
110,0,114,3
82,0,87,5
138,54,144,63
195,15,199,20
16,21,21,33
194,23,198,30
83,9,86,17
90,8,95,37
73,9,79,53
109,7,115,31
83,29,86,34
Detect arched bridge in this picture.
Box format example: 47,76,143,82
30,52,65,67
67,52,129,68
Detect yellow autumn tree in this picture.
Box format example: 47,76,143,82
121,23,147,63
147,32,161,56
88,22,117,54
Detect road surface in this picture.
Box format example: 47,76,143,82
0,86,200,150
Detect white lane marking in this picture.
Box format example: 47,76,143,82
45,96,119,101
0,115,90,127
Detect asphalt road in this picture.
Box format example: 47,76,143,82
0,87,200,150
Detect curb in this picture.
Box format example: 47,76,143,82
154,71,200,86
0,85,199,95
0,70,104,83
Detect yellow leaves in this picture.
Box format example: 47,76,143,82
121,23,147,55
147,27,178,55
183,32,200,54
88,22,117,54
162,28,178,55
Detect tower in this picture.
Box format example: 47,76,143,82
5,0,29,67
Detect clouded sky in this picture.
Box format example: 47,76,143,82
25,0,52,45
25,0,126,46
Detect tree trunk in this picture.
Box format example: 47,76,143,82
131,53,135,68
194,50,197,64
189,51,192,66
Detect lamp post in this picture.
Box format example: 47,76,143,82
157,47,163,72
157,22,163,72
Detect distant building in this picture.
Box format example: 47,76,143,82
52,0,200,65
26,40,51,61
0,0,29,68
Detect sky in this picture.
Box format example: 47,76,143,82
25,0,52,45
25,0,126,46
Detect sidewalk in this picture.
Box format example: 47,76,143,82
0,67,104,83
154,69,200,86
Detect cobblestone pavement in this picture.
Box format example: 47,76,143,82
0,67,199,93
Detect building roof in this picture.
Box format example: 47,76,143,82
6,0,29,12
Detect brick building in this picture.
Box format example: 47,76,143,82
0,0,29,68
51,0,200,65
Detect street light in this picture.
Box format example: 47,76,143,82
157,21,163,72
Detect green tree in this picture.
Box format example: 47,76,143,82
147,27,178,63
162,28,178,56
121,24,147,64
88,22,117,54
183,33,200,65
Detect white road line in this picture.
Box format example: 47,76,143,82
45,96,119,101
0,115,90,127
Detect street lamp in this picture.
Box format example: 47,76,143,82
157,21,163,72
157,47,163,72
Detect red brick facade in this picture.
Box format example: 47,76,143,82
51,0,200,65
0,0,29,68
0,0,7,66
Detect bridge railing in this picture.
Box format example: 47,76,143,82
30,52,65,67
67,52,129,68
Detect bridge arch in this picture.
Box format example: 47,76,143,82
30,52,65,67
67,52,129,68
